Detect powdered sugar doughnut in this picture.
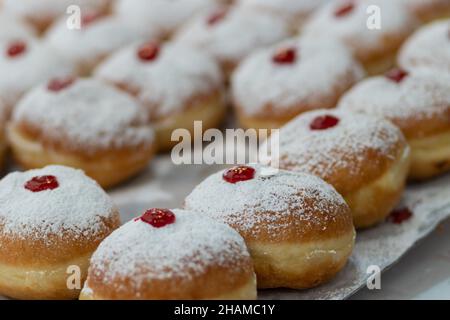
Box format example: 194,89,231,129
398,20,450,74
185,165,355,289
0,12,37,42
400,0,450,22
175,6,290,76
8,78,155,188
45,14,159,75
95,42,225,151
80,208,256,300
236,0,329,30
0,165,121,299
232,38,364,130
270,110,410,228
302,0,418,75
113,0,219,38
0,38,76,117
339,68,450,180
2,0,112,32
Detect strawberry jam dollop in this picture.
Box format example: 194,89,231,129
223,166,256,184
272,47,297,65
24,175,59,192
137,208,176,228
6,41,27,58
137,42,160,62
389,207,413,224
47,77,75,92
310,115,340,130
385,68,409,83
334,2,355,17
207,9,227,26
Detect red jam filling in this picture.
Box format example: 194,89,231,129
272,47,297,65
223,166,256,184
385,68,409,83
334,2,355,17
81,12,101,27
389,207,413,224
137,42,160,62
138,208,176,228
310,115,340,130
6,41,27,58
207,10,227,26
47,77,75,92
24,175,59,192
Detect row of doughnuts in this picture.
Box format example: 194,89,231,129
0,163,356,299
1,1,449,189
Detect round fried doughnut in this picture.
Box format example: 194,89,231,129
175,6,290,77
232,38,364,130
302,0,418,75
95,42,225,151
8,78,155,188
339,68,450,180
270,109,411,228
0,165,121,299
80,208,256,300
185,165,355,289
398,20,450,74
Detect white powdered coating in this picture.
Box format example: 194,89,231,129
0,165,116,240
90,209,250,285
45,15,158,69
2,0,110,21
232,38,365,115
274,109,404,178
185,165,347,238
114,0,215,35
237,0,329,21
338,69,450,121
302,0,417,60
399,20,450,73
0,39,76,108
175,6,290,66
12,78,154,152
95,42,223,118
0,12,36,43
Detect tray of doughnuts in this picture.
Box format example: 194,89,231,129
0,0,450,300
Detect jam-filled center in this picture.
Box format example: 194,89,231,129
25,175,59,192
310,115,340,130
137,42,160,62
272,47,297,65
138,208,176,228
223,165,256,184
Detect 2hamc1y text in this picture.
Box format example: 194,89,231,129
174,304,276,317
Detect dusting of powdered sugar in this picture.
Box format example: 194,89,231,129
95,42,223,118
184,164,347,239
232,38,364,115
398,20,450,73
338,68,450,121
114,0,216,35
12,78,154,153
302,0,417,60
0,12,36,43
0,165,116,241
273,109,404,179
0,39,76,108
45,15,158,69
237,0,328,20
89,209,250,286
175,6,290,66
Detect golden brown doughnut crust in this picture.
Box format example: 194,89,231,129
0,211,120,267
86,257,254,300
